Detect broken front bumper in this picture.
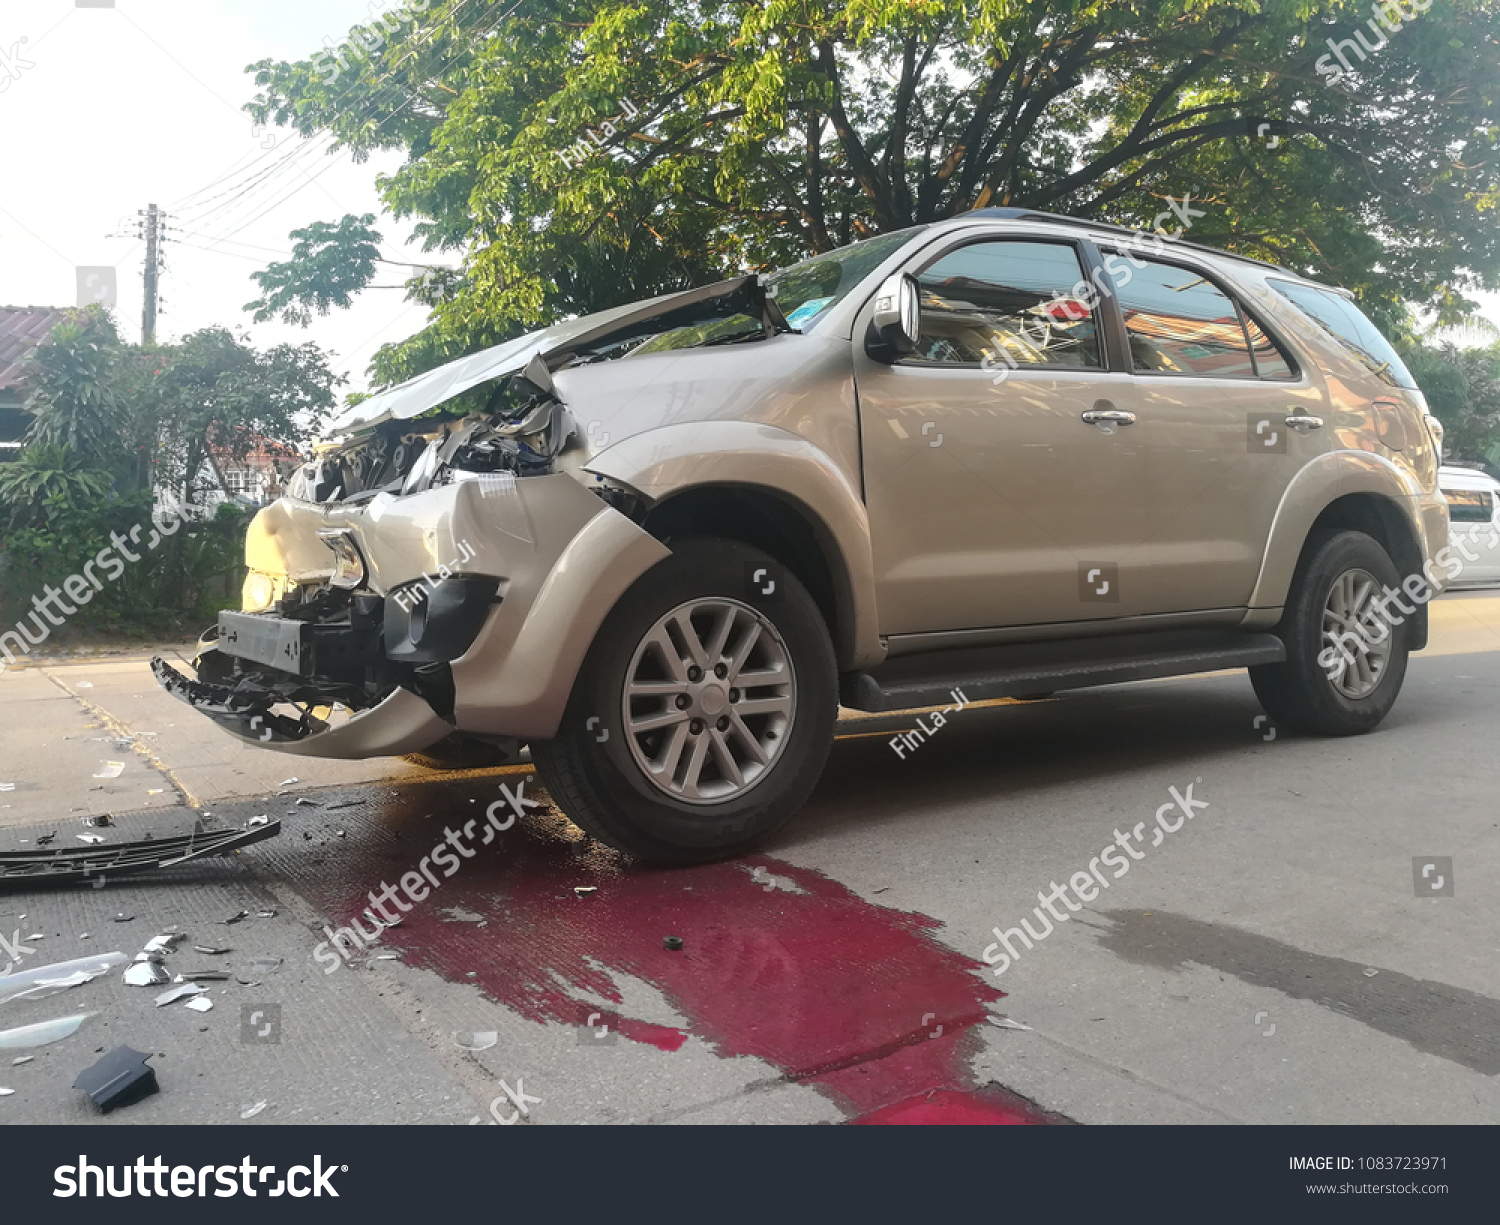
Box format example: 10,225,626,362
154,473,670,759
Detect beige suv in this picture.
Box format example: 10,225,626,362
154,210,1450,861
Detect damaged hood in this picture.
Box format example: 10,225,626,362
330,275,781,435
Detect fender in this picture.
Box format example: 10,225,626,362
586,421,885,669
1246,449,1431,616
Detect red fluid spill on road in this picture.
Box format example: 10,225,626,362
283,794,1047,1123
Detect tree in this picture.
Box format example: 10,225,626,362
145,328,342,511
246,214,385,326
1401,338,1500,466
244,0,1500,385
18,308,124,465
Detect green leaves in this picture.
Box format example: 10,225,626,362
245,215,384,326
240,0,1500,386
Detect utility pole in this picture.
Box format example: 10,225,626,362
141,203,162,345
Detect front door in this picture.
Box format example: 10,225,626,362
855,236,1145,635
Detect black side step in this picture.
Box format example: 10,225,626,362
841,630,1286,713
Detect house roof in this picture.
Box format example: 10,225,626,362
0,306,70,393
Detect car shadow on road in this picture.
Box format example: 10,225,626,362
785,674,1294,848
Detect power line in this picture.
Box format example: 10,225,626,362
197,0,519,252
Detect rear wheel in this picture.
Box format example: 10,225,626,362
532,537,837,862
1250,530,1411,736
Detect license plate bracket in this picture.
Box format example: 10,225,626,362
218,612,310,675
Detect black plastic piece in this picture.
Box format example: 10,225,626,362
74,1046,159,1113
0,813,283,890
385,575,500,664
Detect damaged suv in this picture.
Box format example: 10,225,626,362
155,209,1449,862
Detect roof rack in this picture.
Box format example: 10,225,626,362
967,207,1290,273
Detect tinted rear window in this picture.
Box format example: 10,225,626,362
1269,280,1417,389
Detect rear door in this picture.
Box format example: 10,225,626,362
1099,248,1330,613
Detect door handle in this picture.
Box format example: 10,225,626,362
1081,408,1137,426
1285,413,1323,432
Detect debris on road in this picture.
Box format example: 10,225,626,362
573,886,597,898
155,983,207,1007
74,1046,158,1113
224,911,250,925
112,914,134,923
0,821,283,891
143,932,185,955
0,1012,95,1050
77,835,106,846
123,959,170,987
0,953,128,1004
240,1100,268,1120
193,945,231,956
179,971,231,982
184,996,213,1013
989,1016,1033,1032
92,762,125,780
454,1032,498,1051
85,815,115,828
663,936,684,951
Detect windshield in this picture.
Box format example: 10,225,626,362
767,229,924,330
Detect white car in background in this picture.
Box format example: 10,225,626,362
1439,465,1500,586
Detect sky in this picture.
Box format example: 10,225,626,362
0,0,443,395
1,0,1493,404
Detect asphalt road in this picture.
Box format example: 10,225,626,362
1,594,1496,1126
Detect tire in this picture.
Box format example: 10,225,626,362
532,537,837,862
1249,529,1411,736
403,735,519,771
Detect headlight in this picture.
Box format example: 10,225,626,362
317,529,367,590
242,572,279,613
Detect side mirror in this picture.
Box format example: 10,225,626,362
866,272,921,361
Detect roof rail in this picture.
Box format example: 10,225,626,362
967,207,1289,273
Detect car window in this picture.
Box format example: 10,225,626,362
1243,312,1297,379
1269,280,1418,389
908,240,1103,369
767,230,920,329
1114,258,1257,378
1443,487,1496,524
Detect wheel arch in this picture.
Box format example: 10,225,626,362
585,422,885,669
1249,458,1430,649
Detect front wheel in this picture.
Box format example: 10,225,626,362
1249,529,1411,736
532,537,837,862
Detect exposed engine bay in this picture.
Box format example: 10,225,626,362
285,274,790,505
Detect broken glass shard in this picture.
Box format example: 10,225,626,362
0,1012,95,1050
0,953,129,1003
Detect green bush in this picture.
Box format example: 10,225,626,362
0,493,250,640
